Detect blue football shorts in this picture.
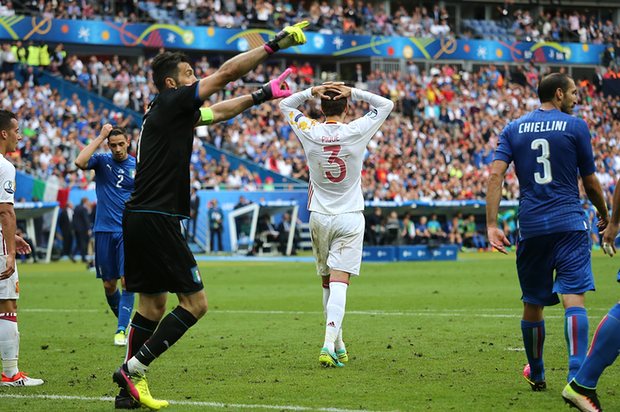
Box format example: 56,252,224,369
516,230,594,306
94,232,125,281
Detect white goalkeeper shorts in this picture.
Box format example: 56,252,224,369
0,256,19,300
309,211,365,277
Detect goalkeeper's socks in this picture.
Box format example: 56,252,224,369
521,319,545,382
574,303,620,389
565,307,589,382
135,306,198,367
124,312,158,362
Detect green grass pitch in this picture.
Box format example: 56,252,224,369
0,252,618,411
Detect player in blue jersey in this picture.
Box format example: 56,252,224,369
75,124,135,349
560,175,620,412
486,73,609,391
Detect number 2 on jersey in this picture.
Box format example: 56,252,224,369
116,174,124,188
531,138,552,184
323,145,347,183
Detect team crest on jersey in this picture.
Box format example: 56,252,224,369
3,180,14,194
129,169,136,179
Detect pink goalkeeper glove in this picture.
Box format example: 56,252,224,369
251,68,292,105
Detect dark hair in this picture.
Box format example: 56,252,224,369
152,51,192,91
321,90,347,117
0,109,16,132
537,73,572,103
109,127,128,139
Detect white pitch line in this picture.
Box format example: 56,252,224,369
18,308,614,319
0,393,382,412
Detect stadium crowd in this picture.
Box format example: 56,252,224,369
2,48,620,207
0,19,618,250
4,1,618,44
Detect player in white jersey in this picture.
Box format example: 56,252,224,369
279,83,393,367
0,110,43,386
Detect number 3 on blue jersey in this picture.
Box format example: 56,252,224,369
531,138,552,184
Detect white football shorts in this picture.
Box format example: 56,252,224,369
0,255,18,299
309,211,365,277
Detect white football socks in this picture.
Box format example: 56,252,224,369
323,282,348,353
0,317,19,378
323,286,346,351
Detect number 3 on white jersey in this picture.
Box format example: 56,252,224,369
531,138,552,184
323,145,347,183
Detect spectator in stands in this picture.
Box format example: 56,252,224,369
463,214,486,250
415,215,432,245
72,197,91,263
207,199,224,253
233,195,252,238
277,212,298,255
365,207,384,245
499,208,518,246
58,201,75,262
427,213,448,243
448,213,464,247
384,211,402,245
401,213,416,245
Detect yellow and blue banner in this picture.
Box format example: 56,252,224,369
0,15,605,65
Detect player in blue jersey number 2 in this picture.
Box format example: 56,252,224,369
486,73,609,393
75,124,135,348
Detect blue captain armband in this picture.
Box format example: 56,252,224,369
199,108,214,125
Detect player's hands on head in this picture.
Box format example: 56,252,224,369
265,21,309,54
487,226,511,254
312,83,351,100
99,123,113,140
327,83,352,100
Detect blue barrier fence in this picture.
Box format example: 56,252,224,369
362,245,458,262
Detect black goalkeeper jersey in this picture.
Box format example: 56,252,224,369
126,82,202,218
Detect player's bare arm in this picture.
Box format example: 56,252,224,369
601,176,620,256
196,70,293,127
486,159,511,254
74,123,113,169
0,202,16,280
582,173,609,231
197,22,308,101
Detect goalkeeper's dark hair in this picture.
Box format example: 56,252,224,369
537,73,572,103
321,90,347,117
0,110,16,132
152,51,192,91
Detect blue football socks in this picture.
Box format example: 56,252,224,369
521,319,545,382
106,289,121,318
574,303,620,389
565,306,589,382
117,290,135,333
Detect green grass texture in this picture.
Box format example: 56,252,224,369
0,252,618,411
